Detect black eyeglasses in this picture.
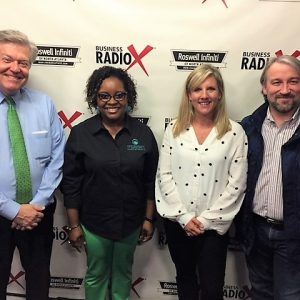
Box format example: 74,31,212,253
97,92,127,102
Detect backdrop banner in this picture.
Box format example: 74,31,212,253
3,0,299,299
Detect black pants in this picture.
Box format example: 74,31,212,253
164,219,228,300
0,202,55,300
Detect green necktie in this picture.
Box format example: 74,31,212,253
6,96,32,204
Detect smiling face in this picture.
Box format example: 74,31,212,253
97,76,128,124
188,75,221,120
263,62,300,117
0,42,31,95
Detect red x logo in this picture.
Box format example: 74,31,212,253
275,50,300,58
58,111,83,129
131,277,145,298
8,271,25,289
126,45,154,76
242,285,252,299
202,0,228,8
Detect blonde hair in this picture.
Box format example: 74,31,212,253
173,64,231,138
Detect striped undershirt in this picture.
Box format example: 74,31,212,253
253,107,300,220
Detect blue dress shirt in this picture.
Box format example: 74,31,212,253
0,87,65,220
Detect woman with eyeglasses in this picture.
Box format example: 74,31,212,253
61,66,158,300
155,64,248,300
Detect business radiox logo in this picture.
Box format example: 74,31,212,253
34,45,81,67
95,44,154,76
8,271,25,289
241,51,271,70
58,110,84,129
165,117,174,130
260,0,300,2
157,281,251,299
131,277,146,298
223,285,251,299
53,226,69,245
241,49,300,70
170,49,227,71
202,0,228,8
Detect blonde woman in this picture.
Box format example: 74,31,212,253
156,64,248,300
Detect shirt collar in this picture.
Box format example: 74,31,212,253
0,89,24,104
88,113,133,135
266,106,300,126
265,108,274,123
292,107,300,122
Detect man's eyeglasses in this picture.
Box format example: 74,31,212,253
98,92,127,102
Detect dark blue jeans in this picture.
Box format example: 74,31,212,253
247,215,300,300
164,219,228,300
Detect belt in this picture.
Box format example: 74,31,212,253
253,213,284,229
265,217,283,226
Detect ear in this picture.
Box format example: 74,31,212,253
126,104,132,113
262,86,267,96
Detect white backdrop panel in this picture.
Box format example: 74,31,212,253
2,0,299,299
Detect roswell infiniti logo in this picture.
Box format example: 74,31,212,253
34,45,81,67
170,49,227,71
202,0,228,8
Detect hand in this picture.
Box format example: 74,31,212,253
184,218,204,236
11,204,44,230
138,220,154,244
67,227,85,253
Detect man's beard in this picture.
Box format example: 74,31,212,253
269,94,300,114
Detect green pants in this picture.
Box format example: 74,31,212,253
82,226,140,300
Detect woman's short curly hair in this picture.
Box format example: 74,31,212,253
85,66,137,113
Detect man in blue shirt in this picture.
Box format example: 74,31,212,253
0,30,65,300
